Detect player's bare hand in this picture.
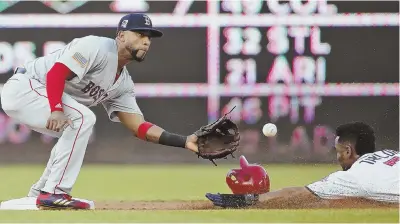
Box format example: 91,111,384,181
185,134,198,153
46,111,73,132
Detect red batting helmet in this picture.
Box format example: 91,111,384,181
226,155,270,194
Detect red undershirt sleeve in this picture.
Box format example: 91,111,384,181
46,62,72,112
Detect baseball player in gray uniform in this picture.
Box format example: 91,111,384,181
1,13,199,210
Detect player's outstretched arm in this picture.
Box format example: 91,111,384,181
206,187,319,209
206,186,398,209
116,111,198,153
257,187,399,208
257,187,320,208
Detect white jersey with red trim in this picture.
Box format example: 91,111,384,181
307,149,399,203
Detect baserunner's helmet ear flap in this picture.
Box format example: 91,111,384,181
226,155,270,195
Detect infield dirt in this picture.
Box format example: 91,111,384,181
95,200,399,210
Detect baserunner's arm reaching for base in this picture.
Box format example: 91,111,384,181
249,170,372,208
205,186,318,209
206,185,398,209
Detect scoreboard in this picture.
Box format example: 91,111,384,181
0,0,398,156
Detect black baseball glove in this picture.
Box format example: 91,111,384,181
194,108,240,166
205,193,259,208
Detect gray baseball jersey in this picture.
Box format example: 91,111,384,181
306,149,399,203
22,35,142,122
1,35,146,196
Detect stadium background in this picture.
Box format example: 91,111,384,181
0,0,398,165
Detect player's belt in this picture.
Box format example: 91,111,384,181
14,67,26,74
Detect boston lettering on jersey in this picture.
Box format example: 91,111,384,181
359,149,398,165
81,81,108,102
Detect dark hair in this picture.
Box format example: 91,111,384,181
336,122,376,156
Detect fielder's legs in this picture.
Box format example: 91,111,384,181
27,142,58,197
1,74,96,197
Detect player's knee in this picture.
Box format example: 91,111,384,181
81,109,97,128
1,98,18,116
0,85,17,112
1,100,14,114
70,107,96,129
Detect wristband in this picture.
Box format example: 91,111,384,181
137,122,154,140
159,131,187,148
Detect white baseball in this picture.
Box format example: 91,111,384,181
262,123,277,137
